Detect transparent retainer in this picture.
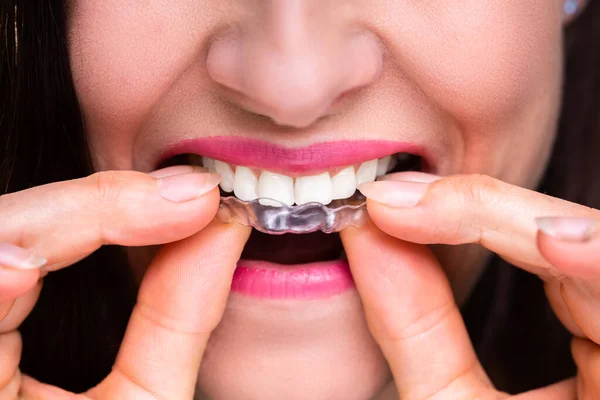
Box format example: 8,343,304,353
217,196,369,235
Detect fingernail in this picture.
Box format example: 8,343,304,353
378,171,442,183
358,180,430,207
149,165,196,178
535,216,597,242
0,243,47,270
157,172,221,203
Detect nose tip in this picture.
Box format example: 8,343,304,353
241,55,358,128
207,32,382,129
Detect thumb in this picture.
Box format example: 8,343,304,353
91,221,251,400
340,224,493,400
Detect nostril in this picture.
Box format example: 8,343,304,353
207,23,383,129
237,81,341,128
331,85,366,108
268,100,336,129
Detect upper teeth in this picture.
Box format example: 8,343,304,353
202,156,395,206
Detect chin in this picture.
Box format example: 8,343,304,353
195,290,392,400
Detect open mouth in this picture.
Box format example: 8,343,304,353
155,138,431,299
158,151,424,265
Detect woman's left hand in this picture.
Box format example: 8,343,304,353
340,172,600,399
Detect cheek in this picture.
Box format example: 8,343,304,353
375,0,563,186
67,2,207,129
384,0,563,124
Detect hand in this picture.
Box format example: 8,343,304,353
0,166,251,399
341,172,600,399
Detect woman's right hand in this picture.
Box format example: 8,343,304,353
0,166,251,399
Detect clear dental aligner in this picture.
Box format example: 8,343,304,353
217,196,369,234
200,152,419,233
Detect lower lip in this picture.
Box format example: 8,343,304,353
231,259,355,299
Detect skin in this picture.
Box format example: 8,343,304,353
67,1,565,396
0,0,598,399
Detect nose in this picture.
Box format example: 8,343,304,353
206,2,382,128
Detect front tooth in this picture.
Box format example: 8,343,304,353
202,157,216,171
258,171,295,206
376,156,392,177
214,160,234,192
356,159,378,185
233,166,258,201
331,167,357,200
295,172,333,205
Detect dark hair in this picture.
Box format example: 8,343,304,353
1,0,598,394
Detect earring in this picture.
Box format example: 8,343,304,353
564,0,580,17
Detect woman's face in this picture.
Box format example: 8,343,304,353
68,1,566,399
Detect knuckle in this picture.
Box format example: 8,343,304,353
425,174,501,210
423,174,501,244
88,172,131,241
110,368,165,400
89,171,128,206
454,174,500,207
135,301,209,336
397,302,457,342
444,174,503,243
420,364,499,400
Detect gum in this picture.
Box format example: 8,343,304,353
217,196,369,234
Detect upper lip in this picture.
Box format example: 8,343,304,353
156,136,433,175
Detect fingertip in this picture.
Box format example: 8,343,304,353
0,267,40,302
109,185,222,247
536,216,597,242
364,200,426,243
189,186,222,227
339,221,443,297
536,227,600,279
378,171,442,183
155,172,221,203
340,221,402,269
85,170,223,247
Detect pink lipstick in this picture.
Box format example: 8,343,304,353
231,260,354,299
159,137,427,175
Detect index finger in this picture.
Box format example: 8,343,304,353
0,168,220,271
